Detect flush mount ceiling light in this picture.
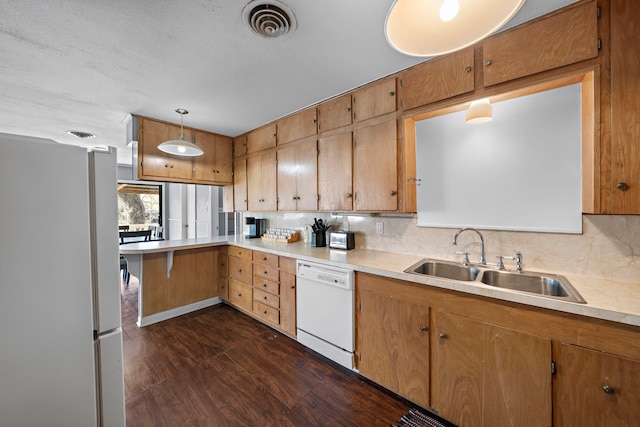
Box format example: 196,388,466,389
242,0,296,39
385,0,526,57
157,109,203,157
465,98,493,123
66,130,95,139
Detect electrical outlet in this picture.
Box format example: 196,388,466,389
376,222,384,235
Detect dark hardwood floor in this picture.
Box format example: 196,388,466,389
120,278,412,426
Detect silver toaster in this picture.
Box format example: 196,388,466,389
329,231,355,250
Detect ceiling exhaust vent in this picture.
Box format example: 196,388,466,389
242,0,296,39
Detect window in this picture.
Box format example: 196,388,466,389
117,183,162,230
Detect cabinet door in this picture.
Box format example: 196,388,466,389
318,93,352,133
610,0,640,213
557,345,640,426
139,118,193,180
167,248,216,308
247,152,277,211
246,124,276,154
400,47,474,110
433,311,552,427
233,158,247,212
193,132,232,184
482,1,598,86
277,137,318,211
354,116,397,211
484,325,551,427
357,290,429,408
233,135,247,158
277,108,317,145
228,256,252,285
139,118,171,179
352,78,397,122
432,311,484,427
280,271,296,337
318,131,353,211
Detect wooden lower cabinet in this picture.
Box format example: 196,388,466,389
217,246,228,301
555,345,640,426
141,247,217,316
356,289,429,408
228,279,252,313
432,311,552,427
225,248,296,337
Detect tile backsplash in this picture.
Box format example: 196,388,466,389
243,212,640,283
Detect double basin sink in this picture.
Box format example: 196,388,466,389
404,258,586,303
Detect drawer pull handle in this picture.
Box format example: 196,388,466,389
262,256,267,260
602,385,615,395
617,182,629,191
263,283,267,287
264,271,268,275
238,293,242,297
263,310,268,314
264,296,268,300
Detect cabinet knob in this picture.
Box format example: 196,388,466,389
485,59,493,66
238,269,242,273
263,296,268,300
389,91,395,97
264,270,268,275
346,193,352,198
602,385,615,395
262,256,267,260
263,310,268,314
617,182,630,191
238,293,242,297
170,164,174,168
420,325,428,332
346,107,351,112
164,164,169,168
439,333,447,340
263,283,267,287
390,190,397,196
465,66,472,73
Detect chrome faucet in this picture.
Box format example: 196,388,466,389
452,228,486,265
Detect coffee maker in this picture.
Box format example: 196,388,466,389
245,217,266,238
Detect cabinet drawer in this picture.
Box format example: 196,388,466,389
253,300,280,325
253,251,279,267
253,288,280,309
254,264,279,283
253,275,279,295
229,279,252,312
229,256,252,284
229,246,252,260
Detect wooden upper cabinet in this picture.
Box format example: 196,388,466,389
138,117,193,181
609,0,640,214
352,78,397,122
233,135,247,158
247,151,277,211
482,1,598,87
354,115,397,211
277,136,318,211
193,131,233,184
318,93,352,133
400,47,475,111
318,131,353,211
246,123,277,154
556,344,640,425
277,108,317,145
233,158,247,212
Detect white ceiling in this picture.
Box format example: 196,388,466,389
0,0,575,165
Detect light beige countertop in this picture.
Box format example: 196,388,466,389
120,236,640,328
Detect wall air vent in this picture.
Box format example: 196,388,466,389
242,0,296,39
66,130,96,139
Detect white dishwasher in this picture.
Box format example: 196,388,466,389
296,260,355,369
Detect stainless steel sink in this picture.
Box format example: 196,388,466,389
404,258,586,303
404,259,480,281
480,270,586,303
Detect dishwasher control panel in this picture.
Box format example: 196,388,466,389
297,261,354,290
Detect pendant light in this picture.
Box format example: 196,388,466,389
385,0,526,57
158,108,203,157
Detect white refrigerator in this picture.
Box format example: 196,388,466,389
0,133,126,426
